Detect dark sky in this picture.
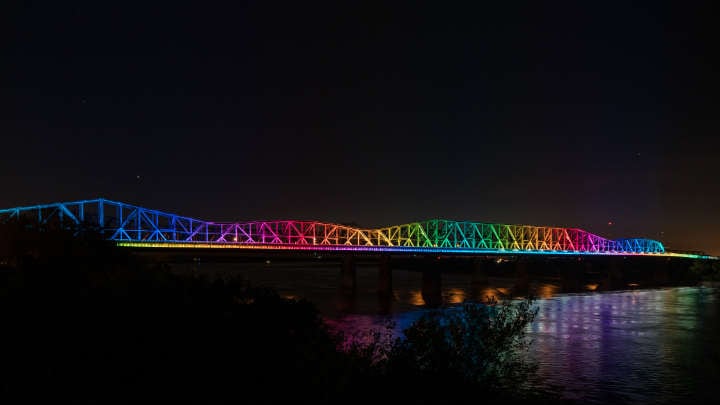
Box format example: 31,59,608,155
2,1,719,254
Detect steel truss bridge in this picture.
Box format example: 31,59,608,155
0,198,713,259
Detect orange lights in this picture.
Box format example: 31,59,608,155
409,291,425,306
447,288,466,304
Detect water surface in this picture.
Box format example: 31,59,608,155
189,262,720,403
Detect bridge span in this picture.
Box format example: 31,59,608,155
2,198,717,306
0,198,714,260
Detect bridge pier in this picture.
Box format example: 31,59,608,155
469,258,493,303
560,259,583,293
642,257,668,287
513,257,530,296
559,260,580,293
471,258,489,286
337,255,358,313
377,255,393,314
599,257,625,291
421,258,443,308
340,255,357,295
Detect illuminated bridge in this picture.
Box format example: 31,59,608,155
2,198,712,259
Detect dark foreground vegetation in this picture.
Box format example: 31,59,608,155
690,259,720,283
0,220,566,403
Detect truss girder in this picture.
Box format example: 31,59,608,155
0,199,666,254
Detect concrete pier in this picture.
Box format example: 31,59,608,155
560,259,583,293
599,257,625,291
513,257,530,296
336,255,358,313
471,258,489,286
421,258,443,307
377,255,393,313
340,255,357,295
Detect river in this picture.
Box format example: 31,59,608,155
190,261,720,403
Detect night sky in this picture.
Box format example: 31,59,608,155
3,1,719,254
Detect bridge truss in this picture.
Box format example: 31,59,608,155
0,198,679,256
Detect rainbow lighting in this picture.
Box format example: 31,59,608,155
0,198,716,260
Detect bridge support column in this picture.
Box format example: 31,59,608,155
421,258,442,308
513,257,530,296
650,258,670,286
666,257,695,285
471,258,489,286
337,255,358,313
341,255,357,295
600,257,625,291
377,255,393,314
560,259,582,293
470,258,492,303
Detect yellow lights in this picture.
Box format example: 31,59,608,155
536,284,559,299
448,288,466,304
495,287,510,296
409,291,425,306
472,287,511,303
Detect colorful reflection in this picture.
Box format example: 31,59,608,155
525,287,715,403
535,283,560,299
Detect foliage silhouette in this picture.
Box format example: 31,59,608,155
689,260,720,282
0,219,562,404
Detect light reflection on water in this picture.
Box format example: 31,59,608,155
326,286,720,404
527,287,720,404
190,262,720,403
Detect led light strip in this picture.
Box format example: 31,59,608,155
115,241,717,260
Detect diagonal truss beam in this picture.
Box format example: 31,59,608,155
0,199,667,254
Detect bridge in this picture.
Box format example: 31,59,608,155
0,198,713,259
2,198,717,307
